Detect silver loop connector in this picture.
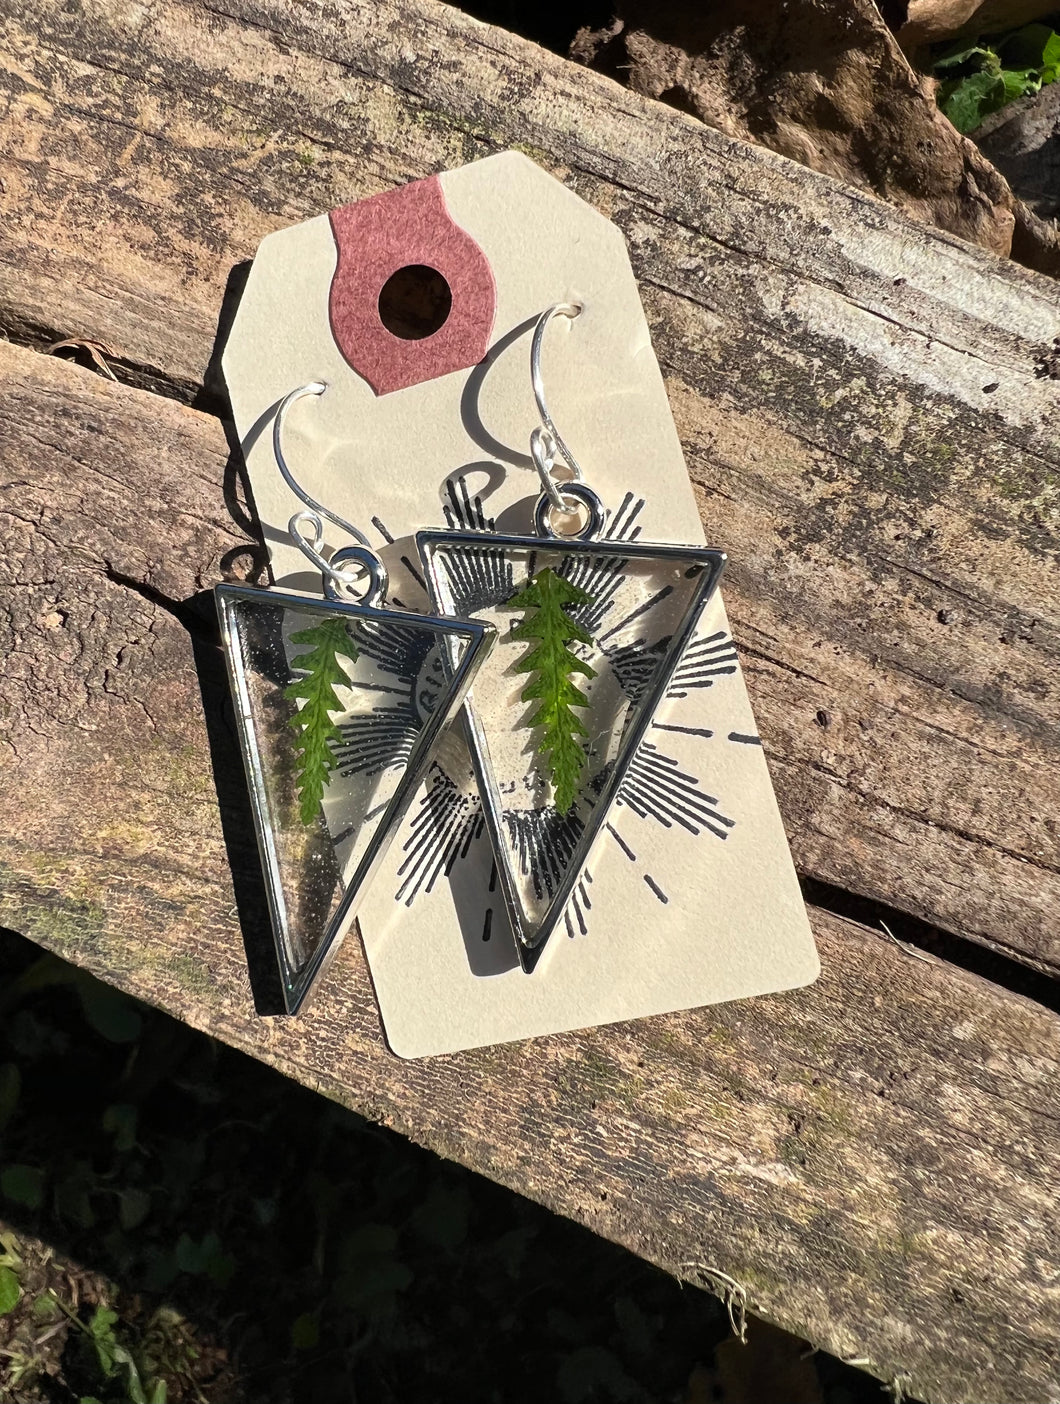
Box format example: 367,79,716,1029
533,482,606,541
530,426,575,515
275,383,387,604
288,512,387,606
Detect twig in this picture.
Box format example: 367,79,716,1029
42,1291,89,1335
886,1371,914,1403
880,920,935,964
32,1323,66,1347
44,338,119,380
681,1262,748,1343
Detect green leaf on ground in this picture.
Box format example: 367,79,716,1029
87,1303,157,1404
0,1264,21,1315
103,1103,138,1152
0,1230,21,1270
77,982,143,1044
335,1222,413,1315
55,1162,97,1229
1,1163,44,1209
1042,29,1060,81
1001,66,1041,102
935,22,1060,132
174,1231,236,1287
88,1305,121,1378
939,67,1007,131
33,1291,61,1321
933,40,994,69
291,1312,319,1350
0,1062,20,1134
507,567,597,815
998,21,1056,68
284,618,358,824
119,1188,153,1231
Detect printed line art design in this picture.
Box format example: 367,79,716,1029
350,478,755,955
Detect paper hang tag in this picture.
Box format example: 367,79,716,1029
222,150,819,1056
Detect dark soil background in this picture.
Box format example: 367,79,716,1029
459,0,1060,277
458,0,609,51
0,927,896,1403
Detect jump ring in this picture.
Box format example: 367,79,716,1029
324,545,388,605
533,482,605,541
289,514,387,605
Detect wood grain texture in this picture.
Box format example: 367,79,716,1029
2,342,1059,1404
2,3,1060,1396
0,0,1058,979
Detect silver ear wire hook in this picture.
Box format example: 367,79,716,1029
530,303,584,493
274,382,388,603
529,303,605,540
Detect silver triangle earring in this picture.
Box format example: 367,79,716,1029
216,382,495,1013
417,305,727,969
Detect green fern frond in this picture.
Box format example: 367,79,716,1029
283,617,358,825
508,567,597,815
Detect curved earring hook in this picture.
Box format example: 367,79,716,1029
273,382,386,603
273,382,373,551
530,302,584,490
529,302,606,539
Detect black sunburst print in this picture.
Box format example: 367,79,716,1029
382,478,753,941
329,615,447,782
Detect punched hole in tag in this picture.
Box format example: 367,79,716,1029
377,264,453,340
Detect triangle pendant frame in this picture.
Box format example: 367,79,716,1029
417,529,726,970
215,583,494,1012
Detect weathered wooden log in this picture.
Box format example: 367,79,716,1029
2,0,1058,978
1,1,1059,1399
3,343,1060,1402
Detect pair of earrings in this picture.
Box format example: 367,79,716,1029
217,304,726,1013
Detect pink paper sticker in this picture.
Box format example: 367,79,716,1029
328,175,496,396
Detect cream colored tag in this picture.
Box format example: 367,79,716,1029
223,151,818,1056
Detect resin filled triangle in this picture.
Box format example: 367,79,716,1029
216,584,492,1012
417,531,726,967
